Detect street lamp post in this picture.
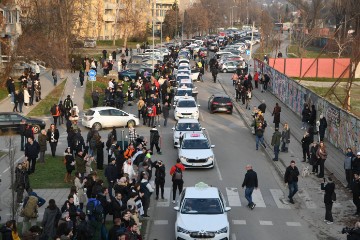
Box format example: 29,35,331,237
152,0,155,73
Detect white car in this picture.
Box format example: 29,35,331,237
173,87,194,103
174,97,199,120
172,119,204,148
82,107,139,131
177,133,215,168
174,182,231,239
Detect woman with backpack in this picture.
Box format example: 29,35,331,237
170,159,185,204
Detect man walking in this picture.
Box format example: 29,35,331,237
170,159,185,203
242,165,258,209
91,90,100,108
353,173,360,216
271,128,281,161
150,126,162,154
284,160,299,204
321,177,335,224
50,104,60,126
37,130,47,163
25,137,40,174
63,95,73,119
47,124,59,157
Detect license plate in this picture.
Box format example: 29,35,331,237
218,108,227,111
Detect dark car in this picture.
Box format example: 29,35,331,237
0,112,46,134
208,94,233,114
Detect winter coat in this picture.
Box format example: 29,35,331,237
15,168,30,190
242,169,258,188
162,105,169,119
301,135,311,149
352,157,360,173
154,164,166,184
258,103,266,113
25,140,40,159
316,147,327,161
309,108,316,125
271,131,281,146
302,107,311,122
42,207,61,238
38,133,47,152
123,161,136,181
24,89,30,104
105,163,118,182
319,117,327,132
321,182,335,204
18,91,24,103
281,129,290,143
272,106,281,123
47,129,60,143
344,152,354,170
74,177,87,204
284,166,299,183
75,155,86,174
150,128,160,144
0,225,12,240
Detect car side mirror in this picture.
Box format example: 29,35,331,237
225,207,231,212
211,145,215,148
174,206,179,211
202,128,206,130
197,105,201,107
173,105,176,107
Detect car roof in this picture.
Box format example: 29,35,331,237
212,93,230,98
90,107,123,111
178,96,195,101
183,132,207,140
176,119,200,124
185,183,219,199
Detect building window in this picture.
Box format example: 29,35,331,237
7,11,13,24
16,10,20,23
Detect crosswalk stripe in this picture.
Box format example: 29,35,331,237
270,189,291,209
232,220,246,225
154,220,168,225
252,189,266,208
259,220,273,226
286,222,301,226
226,187,242,207
157,187,171,207
297,189,317,209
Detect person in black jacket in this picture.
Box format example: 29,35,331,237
258,100,266,113
319,114,328,141
105,158,118,197
242,164,258,209
111,192,126,222
284,160,300,204
301,131,311,162
19,119,27,151
353,173,360,216
47,124,60,157
61,195,79,233
301,104,311,130
321,177,335,224
150,126,161,154
24,137,40,174
154,160,166,200
309,105,317,127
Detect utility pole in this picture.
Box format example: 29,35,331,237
249,21,255,61
160,0,162,55
152,0,155,74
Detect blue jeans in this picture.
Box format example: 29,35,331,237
288,182,298,200
245,187,254,206
274,145,280,160
256,136,264,150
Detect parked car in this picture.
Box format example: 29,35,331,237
83,39,96,48
220,61,240,73
0,112,46,134
208,94,233,114
82,107,139,131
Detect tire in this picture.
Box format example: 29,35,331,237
210,108,214,114
228,110,233,115
93,122,102,131
223,69,227,73
127,120,136,127
32,125,41,134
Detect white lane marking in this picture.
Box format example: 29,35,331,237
270,189,291,209
259,221,273,226
156,187,171,207
231,233,237,240
297,189,317,209
286,222,302,227
154,220,168,225
3,155,24,173
226,187,241,207
232,220,246,225
204,128,223,181
252,189,266,208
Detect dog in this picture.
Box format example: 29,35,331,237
301,166,310,177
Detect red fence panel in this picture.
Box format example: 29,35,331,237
318,58,335,78
284,58,301,77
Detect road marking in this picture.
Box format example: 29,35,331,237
3,155,24,173
226,187,241,207
259,220,273,226
297,189,317,209
204,128,223,181
252,188,266,208
156,187,171,207
231,233,237,240
154,220,168,225
286,222,301,227
232,220,246,225
270,189,291,209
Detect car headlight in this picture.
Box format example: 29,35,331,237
207,155,214,161
180,156,187,161
176,112,182,117
216,227,228,234
177,226,190,234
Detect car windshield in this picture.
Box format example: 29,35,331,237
181,198,223,214
175,123,201,131
176,90,193,97
85,110,95,116
214,97,231,103
182,139,210,149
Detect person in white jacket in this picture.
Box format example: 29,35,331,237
23,87,30,106
123,158,136,183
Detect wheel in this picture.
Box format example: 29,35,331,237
127,120,136,127
93,122,102,131
210,108,214,114
32,125,41,134
228,110,233,115
223,69,227,73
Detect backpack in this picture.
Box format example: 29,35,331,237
172,166,182,180
50,105,57,115
23,196,38,218
86,199,104,222
147,106,153,115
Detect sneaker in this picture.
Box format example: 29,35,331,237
323,219,328,222
172,200,176,204
326,221,333,225
289,199,295,204
251,203,256,210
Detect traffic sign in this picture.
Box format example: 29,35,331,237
88,69,96,77
88,76,96,81
246,50,250,55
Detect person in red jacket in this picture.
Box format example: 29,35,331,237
170,158,185,203
254,71,259,89
147,102,156,127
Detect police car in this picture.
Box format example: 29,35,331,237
177,133,215,168
174,182,231,240
174,96,200,120
172,119,204,148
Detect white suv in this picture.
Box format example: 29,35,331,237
177,133,214,168
174,182,231,240
174,97,200,120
